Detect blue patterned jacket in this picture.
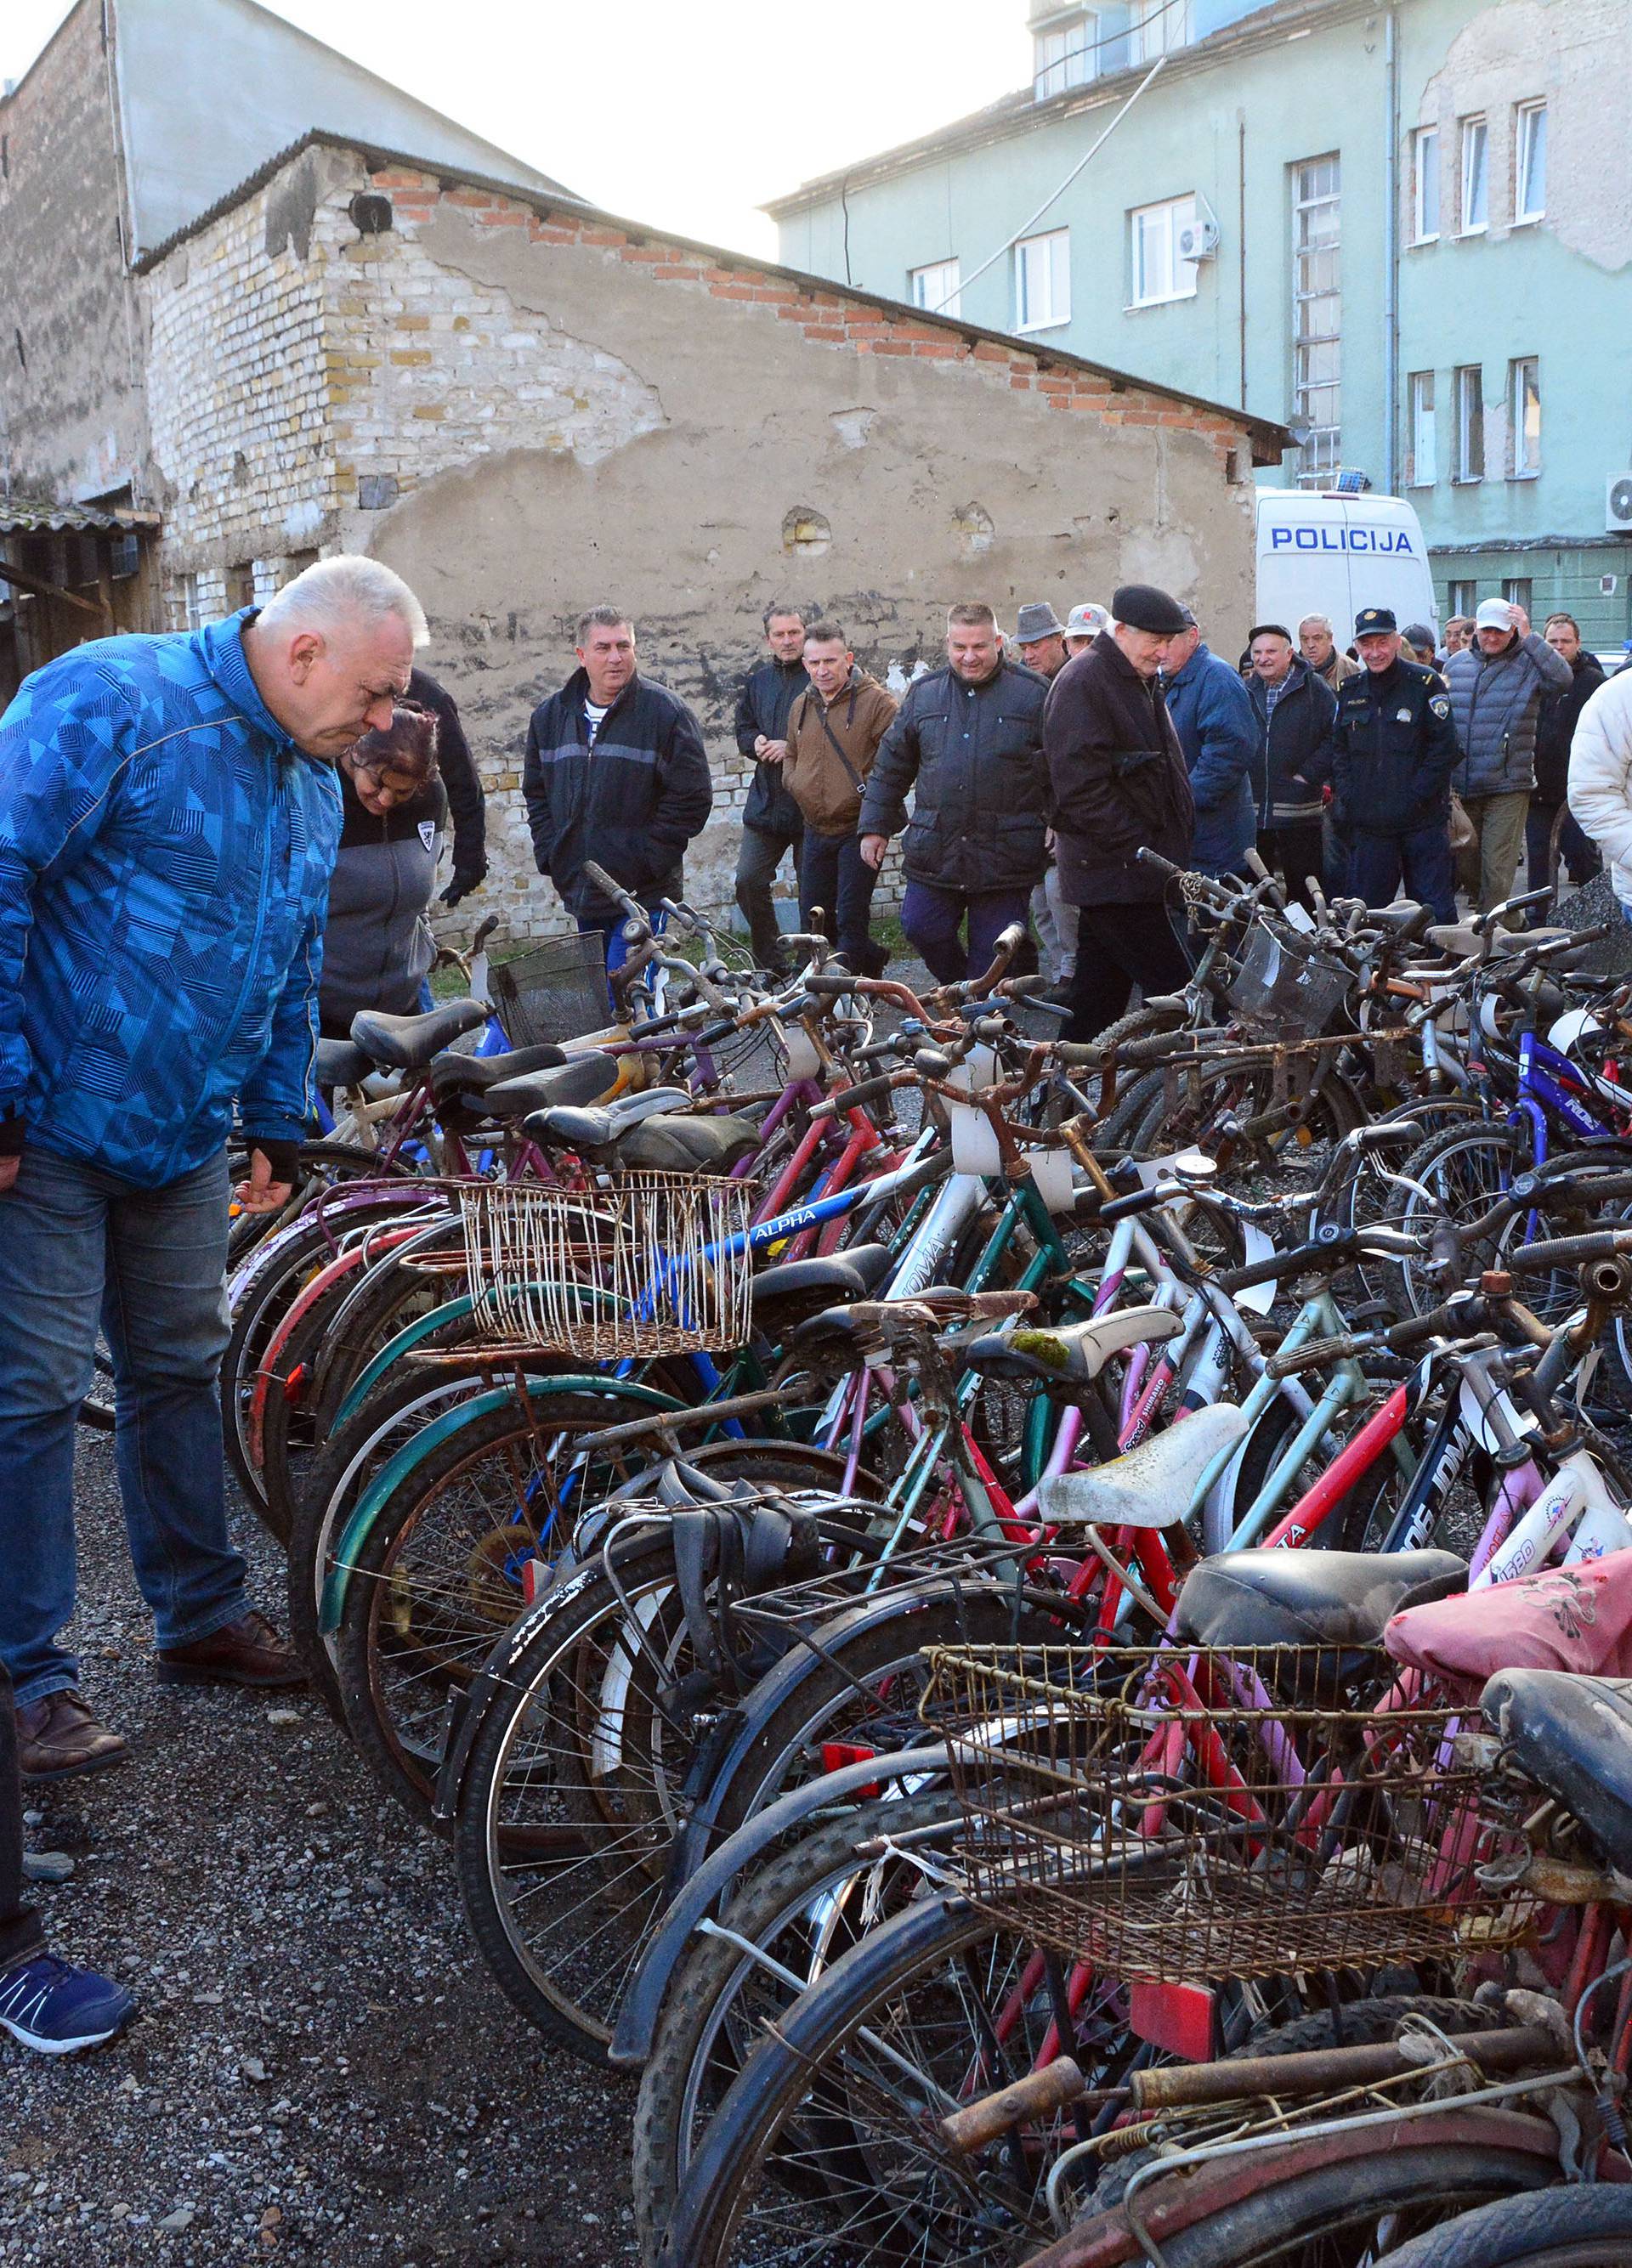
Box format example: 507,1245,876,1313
0,613,342,1186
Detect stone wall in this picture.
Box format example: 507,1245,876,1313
0,0,149,506
140,142,1261,943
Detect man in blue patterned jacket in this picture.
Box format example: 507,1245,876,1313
0,554,425,1780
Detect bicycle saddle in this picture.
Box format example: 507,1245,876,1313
606,1114,762,1174
426,1044,573,1134
1425,922,1484,959
482,1055,629,1123
1482,1668,1632,1879
963,1306,1184,1389
1036,1401,1250,1530
317,1037,374,1088
523,1087,700,1152
1174,1547,1466,1651
751,1245,893,1327
350,998,488,1072
1368,901,1431,942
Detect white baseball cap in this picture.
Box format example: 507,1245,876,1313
1065,602,1112,637
1475,597,1516,631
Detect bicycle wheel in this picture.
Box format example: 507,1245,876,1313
1379,2186,1632,2268
332,1389,677,1825
662,1891,1136,2268
632,1788,961,2261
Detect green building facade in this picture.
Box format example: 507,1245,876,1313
768,0,1632,650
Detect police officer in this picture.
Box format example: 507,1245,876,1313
1331,605,1459,924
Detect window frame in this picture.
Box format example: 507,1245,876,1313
1448,580,1478,619
1501,576,1533,613
1459,115,1488,235
910,258,962,318
1033,10,1097,101
1412,126,1440,244
1408,370,1437,488
1291,154,1342,485
1514,100,1546,224
1014,227,1072,333
1454,364,1485,484
1509,354,1540,479
1132,0,1192,63
1128,195,1200,309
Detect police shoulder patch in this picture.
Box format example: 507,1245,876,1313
1430,694,1450,720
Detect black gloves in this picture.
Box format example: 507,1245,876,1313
440,860,488,908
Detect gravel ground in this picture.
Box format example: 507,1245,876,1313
4,1437,637,2267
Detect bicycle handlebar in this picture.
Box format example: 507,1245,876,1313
1508,1227,1632,1274
581,861,649,925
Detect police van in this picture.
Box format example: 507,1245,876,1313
1256,491,1438,642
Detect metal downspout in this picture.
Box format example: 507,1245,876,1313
1384,5,1401,493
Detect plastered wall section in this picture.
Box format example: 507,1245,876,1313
141,150,1259,942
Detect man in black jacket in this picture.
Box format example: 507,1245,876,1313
732,606,808,969
1527,614,1605,891
1044,584,1195,1041
522,608,712,956
408,668,486,908
1245,625,1336,911
858,603,1049,984
1331,607,1459,923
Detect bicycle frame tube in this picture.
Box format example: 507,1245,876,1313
1259,1383,1414,1550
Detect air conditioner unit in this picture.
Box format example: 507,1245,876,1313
1607,473,1632,534
1177,216,1220,263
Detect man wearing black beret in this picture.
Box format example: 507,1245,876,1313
1043,584,1196,1039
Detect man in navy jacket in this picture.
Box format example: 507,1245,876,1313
0,556,424,1778
1162,611,1256,881
523,608,712,956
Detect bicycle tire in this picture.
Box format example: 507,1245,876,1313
631,1787,960,2261
1378,2186,1632,2268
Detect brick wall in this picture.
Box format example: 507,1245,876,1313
139,144,1258,946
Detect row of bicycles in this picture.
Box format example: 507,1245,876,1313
216,851,1632,2265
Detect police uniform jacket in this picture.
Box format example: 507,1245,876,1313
1330,658,1459,839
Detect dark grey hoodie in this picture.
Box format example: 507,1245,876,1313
319,767,448,1038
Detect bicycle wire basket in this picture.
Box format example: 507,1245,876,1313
1224,919,1354,1038
457,1174,754,1361
488,932,613,1047
921,1643,1536,1984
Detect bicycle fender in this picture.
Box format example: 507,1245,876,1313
332,1292,479,1428
671,1578,986,1881
317,1374,685,1635
609,1742,949,2067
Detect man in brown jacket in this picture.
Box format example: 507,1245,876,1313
782,622,897,972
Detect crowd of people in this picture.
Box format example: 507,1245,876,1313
3,546,1632,2059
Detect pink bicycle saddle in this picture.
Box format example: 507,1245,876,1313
1386,1552,1632,1685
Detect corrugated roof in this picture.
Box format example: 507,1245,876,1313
0,502,162,535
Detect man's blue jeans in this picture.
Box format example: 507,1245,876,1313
0,1146,247,1709
900,882,1033,987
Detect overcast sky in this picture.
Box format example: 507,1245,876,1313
3,0,1031,255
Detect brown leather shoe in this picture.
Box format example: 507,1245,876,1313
155,1610,307,1689
16,1690,129,1783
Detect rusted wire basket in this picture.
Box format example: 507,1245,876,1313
921,1643,1534,1983
489,933,613,1047
457,1174,754,1360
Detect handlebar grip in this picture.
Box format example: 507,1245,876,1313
1098,1185,1164,1224
1266,1333,1360,1378
582,861,643,916
689,1018,740,1049
1510,1229,1632,1274
1216,1230,1357,1295
1053,1042,1107,1067
472,913,502,949
804,973,856,997
940,2057,1085,2155
1135,847,1186,881
825,1074,897,1116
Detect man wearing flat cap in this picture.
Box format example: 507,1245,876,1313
1043,582,1196,1040
1330,605,1460,923
1013,603,1076,995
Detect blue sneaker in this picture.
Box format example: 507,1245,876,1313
0,1954,134,2055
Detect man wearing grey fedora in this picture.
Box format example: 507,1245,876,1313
1014,602,1077,996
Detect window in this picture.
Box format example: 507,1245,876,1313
1292,155,1341,484
1408,371,1437,486
225,562,255,611
910,258,961,317
1515,101,1546,222
1502,577,1533,612
1448,580,1478,618
1129,195,1199,307
1454,364,1484,481
1014,229,1071,331
1460,116,1488,233
1509,355,1540,478
1412,127,1440,242
284,549,320,583
179,572,203,631
1132,0,1191,61
1034,11,1096,100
